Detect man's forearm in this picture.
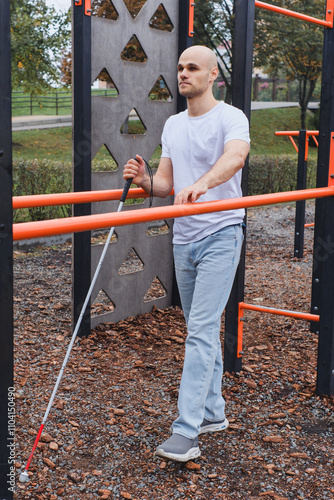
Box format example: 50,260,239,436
137,173,172,199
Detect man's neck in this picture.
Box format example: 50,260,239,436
187,94,218,117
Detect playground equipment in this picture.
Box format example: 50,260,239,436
1,0,334,495
275,130,319,258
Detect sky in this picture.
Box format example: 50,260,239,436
45,0,70,11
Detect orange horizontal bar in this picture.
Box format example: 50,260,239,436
305,222,315,228
12,186,334,241
275,131,319,137
255,1,333,28
239,302,320,322
13,188,151,210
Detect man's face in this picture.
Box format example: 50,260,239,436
177,51,215,99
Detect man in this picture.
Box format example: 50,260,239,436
123,45,250,462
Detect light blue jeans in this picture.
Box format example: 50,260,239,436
172,224,243,439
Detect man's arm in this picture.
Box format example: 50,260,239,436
123,155,173,198
174,139,250,205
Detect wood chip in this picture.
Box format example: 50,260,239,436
43,457,56,469
40,432,52,443
112,408,125,415
246,379,257,389
98,489,111,499
263,435,284,443
269,413,286,419
185,461,201,470
92,469,103,476
68,420,80,427
68,471,81,483
290,452,308,459
120,492,132,499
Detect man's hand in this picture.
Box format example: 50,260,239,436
174,180,209,204
123,155,146,186
174,140,249,205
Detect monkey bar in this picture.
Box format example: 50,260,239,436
255,0,334,28
12,185,334,241
237,301,320,358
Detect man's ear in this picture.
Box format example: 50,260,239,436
210,66,219,82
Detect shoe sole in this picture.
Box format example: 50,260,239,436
154,446,201,462
198,418,229,435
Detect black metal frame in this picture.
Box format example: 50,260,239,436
294,130,308,259
72,0,92,337
224,0,254,373
177,0,194,114
311,6,334,395
0,1,13,497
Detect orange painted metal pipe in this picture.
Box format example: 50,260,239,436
12,185,334,241
237,301,320,358
240,302,320,322
275,131,319,137
255,0,333,28
305,222,315,228
275,130,320,159
13,188,150,209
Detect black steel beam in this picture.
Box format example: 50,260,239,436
72,0,92,337
294,130,308,259
177,0,194,113
224,0,254,373
311,8,334,395
0,1,13,498
172,0,194,307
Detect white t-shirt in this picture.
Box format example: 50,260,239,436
161,101,250,244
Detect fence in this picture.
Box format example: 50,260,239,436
12,89,117,116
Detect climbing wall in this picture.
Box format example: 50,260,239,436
90,0,178,327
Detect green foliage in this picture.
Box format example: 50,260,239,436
13,160,72,222
11,0,71,94
248,155,317,195
254,0,324,128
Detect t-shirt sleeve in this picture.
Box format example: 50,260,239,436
223,108,250,147
161,119,171,158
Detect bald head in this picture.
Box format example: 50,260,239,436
179,45,218,71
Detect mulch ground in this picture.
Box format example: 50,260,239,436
13,202,334,500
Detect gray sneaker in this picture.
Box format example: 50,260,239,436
199,417,229,435
154,434,201,462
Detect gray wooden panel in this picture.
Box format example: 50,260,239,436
90,0,178,326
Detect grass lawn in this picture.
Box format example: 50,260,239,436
13,127,72,162
12,107,319,163
250,107,318,157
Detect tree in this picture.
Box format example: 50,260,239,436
11,0,71,94
254,0,324,129
194,0,234,103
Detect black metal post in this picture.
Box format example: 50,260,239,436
311,6,334,395
0,1,14,498
177,0,194,113
72,0,92,337
172,0,194,308
224,0,254,373
294,130,308,259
